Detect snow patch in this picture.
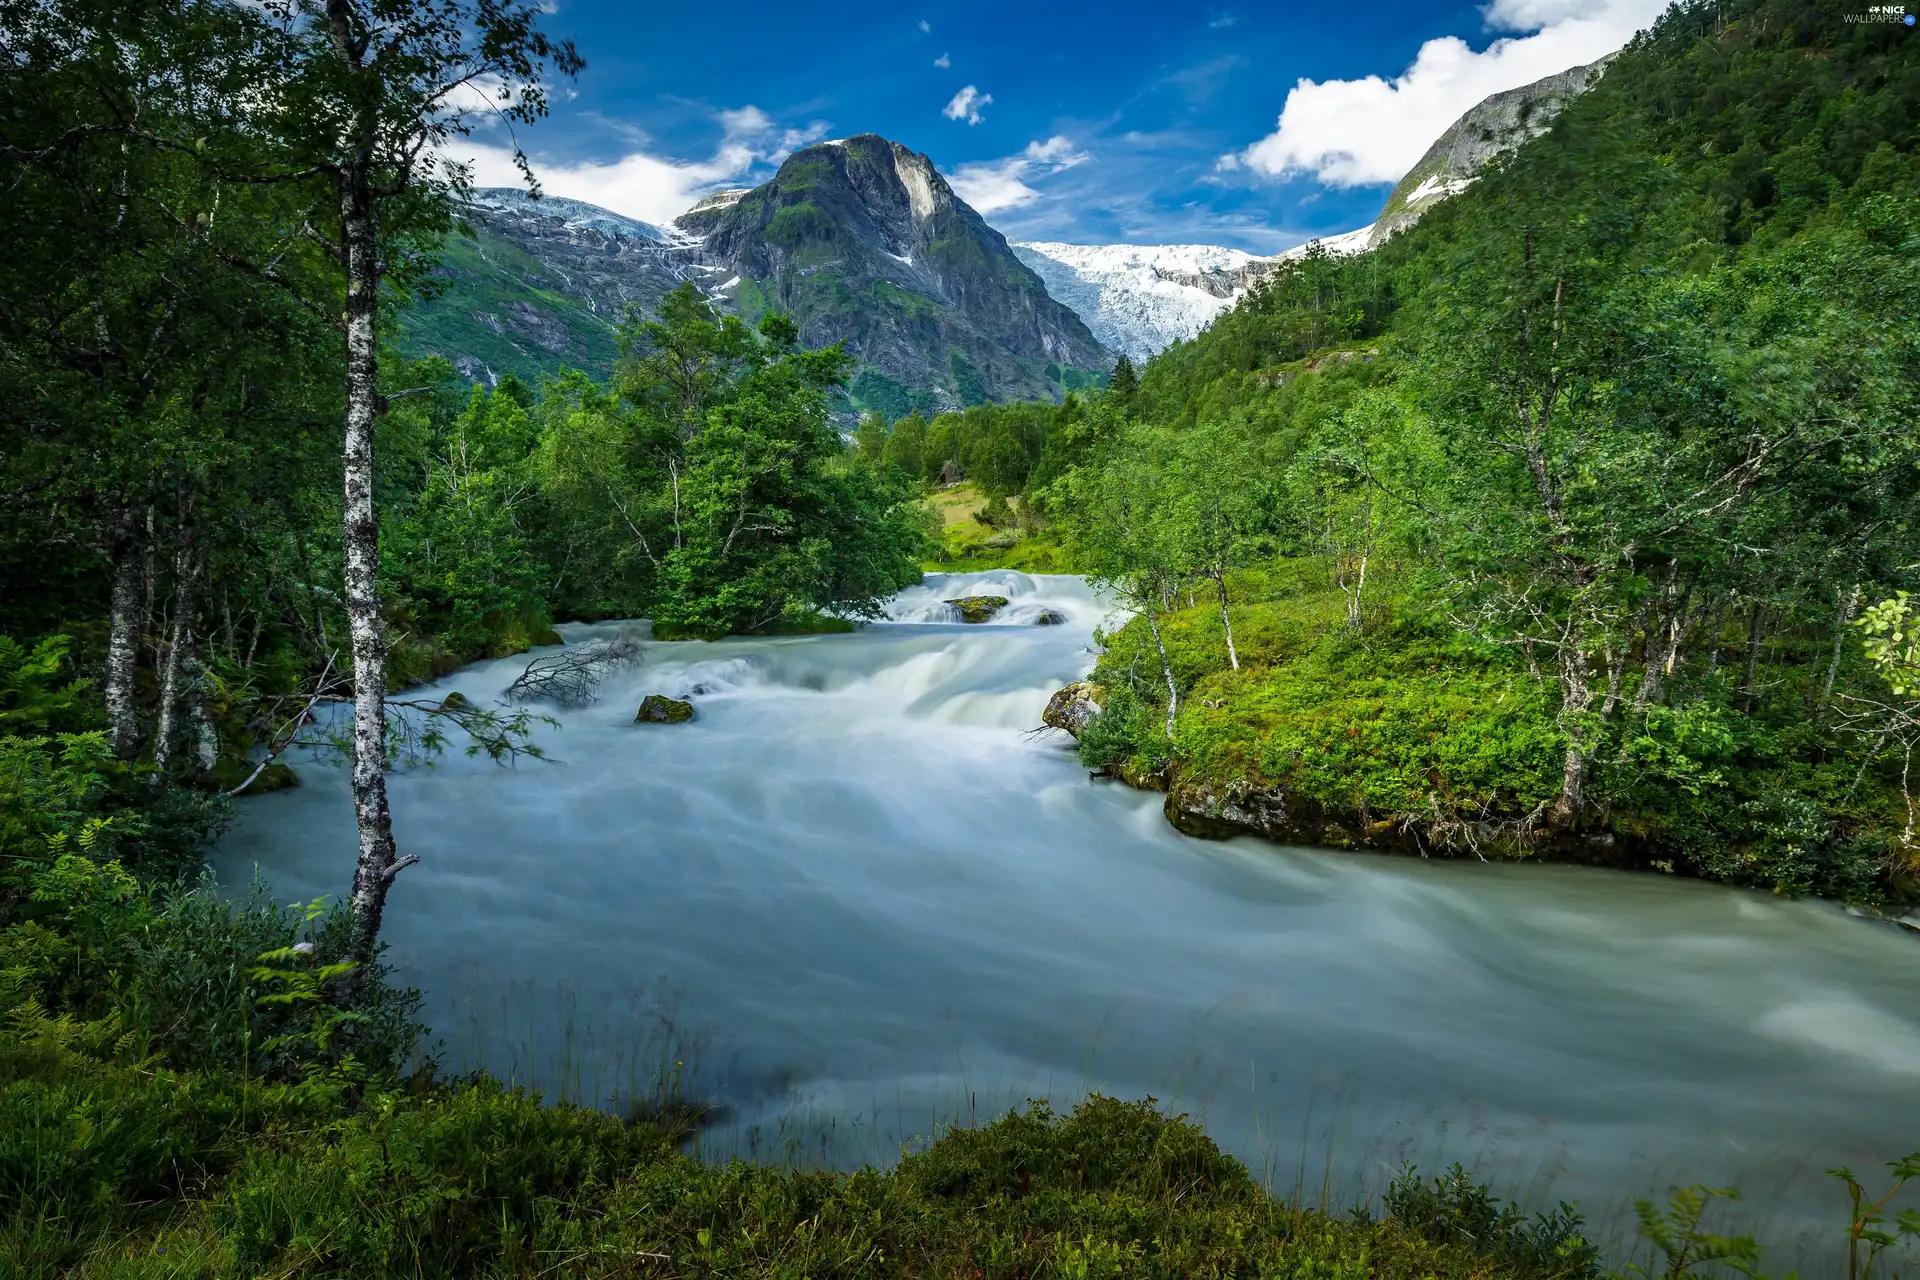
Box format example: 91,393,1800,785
1273,222,1376,260
894,153,939,223
1404,174,1476,206
467,187,675,243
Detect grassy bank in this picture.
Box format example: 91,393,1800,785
1079,562,1913,905
4,1033,1604,1279
921,483,1075,574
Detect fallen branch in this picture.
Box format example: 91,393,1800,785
506,634,642,707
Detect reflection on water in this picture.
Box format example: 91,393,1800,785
214,571,1920,1267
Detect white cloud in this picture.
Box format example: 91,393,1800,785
942,84,992,126
448,106,828,225
933,52,950,68
1230,0,1664,187
945,135,1089,214
918,18,931,32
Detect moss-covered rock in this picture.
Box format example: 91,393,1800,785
636,694,695,724
530,626,565,647
944,595,1009,623
439,691,471,713
1042,681,1107,737
1034,609,1068,625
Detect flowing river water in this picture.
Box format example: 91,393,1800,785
215,571,1920,1265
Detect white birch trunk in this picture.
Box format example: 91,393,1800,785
338,178,405,970
104,509,144,761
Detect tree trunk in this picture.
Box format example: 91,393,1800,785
151,529,202,781
1146,604,1178,737
1739,603,1766,715
338,174,406,972
1817,582,1861,712
1213,570,1238,671
104,508,144,761
1550,634,1594,827
1344,553,1368,631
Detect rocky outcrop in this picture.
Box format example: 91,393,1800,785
945,595,1009,623
675,135,1114,411
1042,681,1107,737
636,694,695,724
1368,56,1613,248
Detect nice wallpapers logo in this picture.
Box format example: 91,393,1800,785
1846,4,1914,21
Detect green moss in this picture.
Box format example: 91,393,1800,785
943,595,1010,624
202,757,300,796
635,694,695,723
1091,570,1563,827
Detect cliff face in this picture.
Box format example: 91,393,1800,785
399,138,1113,412
399,190,700,386
1367,56,1613,247
678,135,1114,415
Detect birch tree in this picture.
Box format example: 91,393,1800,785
235,0,581,970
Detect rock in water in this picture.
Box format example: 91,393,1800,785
1034,610,1067,626
1042,681,1107,737
944,595,1009,623
636,694,695,724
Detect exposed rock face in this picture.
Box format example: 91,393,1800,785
677,135,1114,413
944,595,1009,623
636,694,695,724
401,190,704,387
1368,56,1613,247
403,140,1114,411
1042,681,1107,737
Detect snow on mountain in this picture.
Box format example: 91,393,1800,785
1010,243,1253,363
1273,222,1376,261
468,187,701,247
1013,227,1372,363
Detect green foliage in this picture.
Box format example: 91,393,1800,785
1383,1164,1601,1280
1623,1186,1762,1280
1037,0,1920,900
542,285,927,635
0,1072,1552,1280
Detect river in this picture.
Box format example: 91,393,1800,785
214,570,1920,1266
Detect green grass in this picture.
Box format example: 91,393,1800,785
0,1037,1569,1280
1084,561,1906,897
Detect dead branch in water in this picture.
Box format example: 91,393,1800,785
506,634,643,708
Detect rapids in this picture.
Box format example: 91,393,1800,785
215,570,1920,1264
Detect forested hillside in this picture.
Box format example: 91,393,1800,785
1023,0,1920,902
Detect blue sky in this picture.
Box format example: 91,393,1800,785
460,0,1667,253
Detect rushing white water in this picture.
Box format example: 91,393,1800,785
214,571,1920,1265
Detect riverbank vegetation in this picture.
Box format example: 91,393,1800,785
3,0,1918,1271
1042,0,1920,906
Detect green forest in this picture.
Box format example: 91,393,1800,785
2,0,1918,1274
1006,0,1920,904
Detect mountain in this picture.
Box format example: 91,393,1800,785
1009,56,1609,361
1367,55,1613,247
399,136,1115,415
1011,225,1374,363
676,134,1114,417
399,188,701,385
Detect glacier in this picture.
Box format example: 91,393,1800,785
1013,226,1373,364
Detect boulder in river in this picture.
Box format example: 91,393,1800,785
945,595,1010,624
1042,681,1107,737
636,694,695,724
1034,609,1068,626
